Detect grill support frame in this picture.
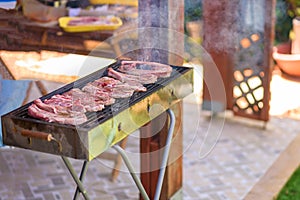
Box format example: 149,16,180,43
59,108,175,200
61,156,90,200
1,62,193,200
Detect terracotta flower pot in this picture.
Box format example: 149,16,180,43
273,42,300,77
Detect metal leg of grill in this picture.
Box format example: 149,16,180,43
113,145,150,200
113,108,175,200
73,160,89,200
154,109,175,200
61,156,90,200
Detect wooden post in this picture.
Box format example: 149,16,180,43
202,0,239,111
138,0,184,199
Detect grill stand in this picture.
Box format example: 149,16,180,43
61,109,175,200
61,157,90,200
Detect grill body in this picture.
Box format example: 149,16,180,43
2,61,193,161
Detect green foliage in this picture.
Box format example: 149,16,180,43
276,165,300,200
275,0,293,44
184,0,202,22
287,0,300,18
185,7,202,22
184,0,202,40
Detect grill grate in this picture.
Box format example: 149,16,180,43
1,60,193,160
8,61,190,130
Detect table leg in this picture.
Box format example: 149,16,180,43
61,156,90,200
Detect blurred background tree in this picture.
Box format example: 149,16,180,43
184,0,202,35
185,0,202,22
275,0,293,44
183,0,203,62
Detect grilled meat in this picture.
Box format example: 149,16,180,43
28,104,88,125
60,88,106,112
27,61,173,125
107,67,158,84
67,16,114,26
36,98,86,114
119,61,172,78
85,75,147,99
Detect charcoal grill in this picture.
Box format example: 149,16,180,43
1,60,193,200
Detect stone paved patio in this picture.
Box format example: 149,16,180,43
1,69,300,200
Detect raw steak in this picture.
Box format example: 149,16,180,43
28,104,87,125
119,61,172,78
107,67,157,84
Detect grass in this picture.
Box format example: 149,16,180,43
276,166,300,200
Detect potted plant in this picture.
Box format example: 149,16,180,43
273,0,300,77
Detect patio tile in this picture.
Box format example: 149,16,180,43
0,115,297,199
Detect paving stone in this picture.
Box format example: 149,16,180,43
43,193,56,200
0,153,10,174
51,177,65,185
21,182,34,198
209,193,223,200
183,185,200,198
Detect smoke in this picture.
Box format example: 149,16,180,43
74,2,226,173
